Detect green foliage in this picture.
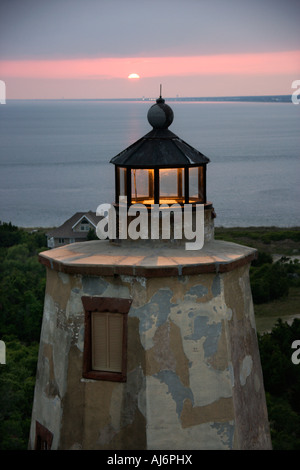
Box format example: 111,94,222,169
261,230,300,244
0,223,47,342
215,227,300,243
215,227,300,255
0,336,39,450
258,319,300,449
0,222,23,248
0,223,47,449
250,261,289,304
266,394,300,450
250,252,300,304
252,251,273,267
87,227,98,240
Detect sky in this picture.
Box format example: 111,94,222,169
0,0,299,99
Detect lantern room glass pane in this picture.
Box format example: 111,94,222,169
189,167,204,202
131,169,154,204
159,168,184,204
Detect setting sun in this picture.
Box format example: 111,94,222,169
128,73,140,79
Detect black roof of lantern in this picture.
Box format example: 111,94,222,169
110,95,210,169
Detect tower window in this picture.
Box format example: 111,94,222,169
81,296,132,382
91,312,123,372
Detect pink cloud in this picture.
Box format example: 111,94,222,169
1,51,299,80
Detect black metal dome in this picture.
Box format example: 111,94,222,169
147,96,174,129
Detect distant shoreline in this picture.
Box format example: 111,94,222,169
17,224,300,232
6,95,293,103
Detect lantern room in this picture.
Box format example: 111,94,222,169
110,95,210,207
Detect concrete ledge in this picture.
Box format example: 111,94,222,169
39,240,257,278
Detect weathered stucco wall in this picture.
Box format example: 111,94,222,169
29,260,271,450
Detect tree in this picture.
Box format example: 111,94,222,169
250,259,289,304
258,319,300,449
87,227,98,240
0,337,39,449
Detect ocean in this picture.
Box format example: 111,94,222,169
0,99,299,228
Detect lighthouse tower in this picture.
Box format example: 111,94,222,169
29,96,272,450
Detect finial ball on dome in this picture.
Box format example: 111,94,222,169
147,97,174,129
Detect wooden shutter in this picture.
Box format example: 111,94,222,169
91,312,123,373
108,314,123,372
82,296,131,381
92,313,107,371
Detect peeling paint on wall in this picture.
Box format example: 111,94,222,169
240,355,253,386
30,255,271,450
155,370,194,417
130,289,175,349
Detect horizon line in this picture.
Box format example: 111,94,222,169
4,94,293,102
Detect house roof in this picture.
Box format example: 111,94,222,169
47,211,102,239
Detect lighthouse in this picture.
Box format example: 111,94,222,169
29,96,272,450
